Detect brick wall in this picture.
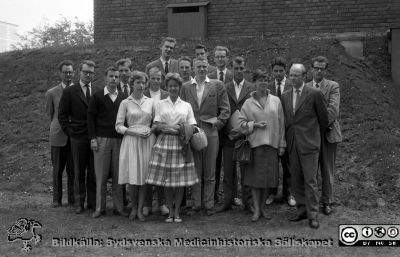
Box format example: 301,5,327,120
94,0,400,46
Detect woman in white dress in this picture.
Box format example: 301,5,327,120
116,71,156,221
146,73,199,223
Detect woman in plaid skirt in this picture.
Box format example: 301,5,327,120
146,73,199,223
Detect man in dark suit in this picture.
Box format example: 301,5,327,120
281,63,328,229
87,66,129,219
216,56,254,213
307,56,342,215
180,57,230,215
143,66,169,216
145,37,179,90
266,57,296,207
116,58,133,98
194,44,216,74
207,45,233,203
58,60,97,214
45,60,75,208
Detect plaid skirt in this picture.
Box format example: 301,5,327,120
146,133,199,187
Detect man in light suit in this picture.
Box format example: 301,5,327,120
207,45,233,203
143,66,169,216
266,57,296,207
180,57,230,215
58,60,97,214
281,63,328,229
307,56,342,215
45,60,75,208
145,37,179,89
216,56,254,213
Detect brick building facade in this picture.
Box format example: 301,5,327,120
94,0,400,46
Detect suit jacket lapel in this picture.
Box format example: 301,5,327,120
226,82,237,103
237,81,252,104
75,84,88,106
283,82,291,93
189,83,199,106
295,86,309,114
200,82,211,106
55,84,64,99
319,79,329,97
155,59,165,76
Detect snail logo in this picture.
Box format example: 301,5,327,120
7,218,42,252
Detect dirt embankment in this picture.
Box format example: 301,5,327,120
1,36,399,210
1,36,400,257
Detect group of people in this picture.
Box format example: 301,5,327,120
45,37,341,229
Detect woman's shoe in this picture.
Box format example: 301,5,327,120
165,216,174,223
129,208,137,220
137,212,146,222
174,217,182,223
251,213,260,222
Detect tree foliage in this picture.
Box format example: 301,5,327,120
13,17,93,49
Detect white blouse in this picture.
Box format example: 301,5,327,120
154,96,196,125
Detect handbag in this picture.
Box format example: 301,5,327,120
233,138,252,163
190,126,208,151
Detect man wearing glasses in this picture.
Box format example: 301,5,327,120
59,60,97,214
307,56,342,216
45,60,75,209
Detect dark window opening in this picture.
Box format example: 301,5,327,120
172,6,199,13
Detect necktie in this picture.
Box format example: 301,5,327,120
123,84,128,96
165,61,169,74
294,89,300,114
219,71,224,82
277,82,282,99
85,84,91,103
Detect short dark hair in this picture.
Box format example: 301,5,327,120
232,56,245,66
58,60,74,72
115,58,133,70
214,46,229,56
252,68,269,82
195,44,207,51
270,57,287,70
104,66,118,76
165,73,183,88
178,56,192,66
79,60,95,71
160,37,177,47
311,56,329,69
